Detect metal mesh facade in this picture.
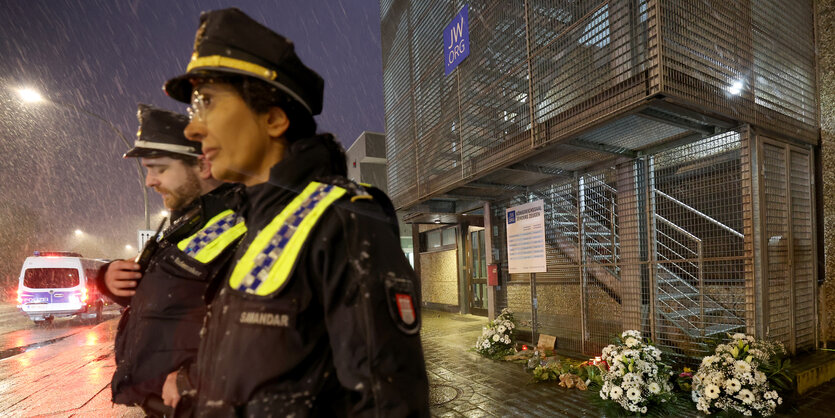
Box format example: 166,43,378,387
758,137,816,353
382,1,819,357
381,0,818,209
490,132,753,357
658,0,817,141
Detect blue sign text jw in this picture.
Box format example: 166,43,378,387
444,5,470,75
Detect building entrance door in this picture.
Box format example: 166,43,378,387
760,138,816,354
468,228,488,316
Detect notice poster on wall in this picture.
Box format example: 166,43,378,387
505,200,547,273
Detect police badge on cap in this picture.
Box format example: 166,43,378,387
163,8,324,117
124,104,200,158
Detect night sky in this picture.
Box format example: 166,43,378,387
0,0,384,271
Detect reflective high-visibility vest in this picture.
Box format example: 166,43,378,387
229,182,346,296
177,209,247,264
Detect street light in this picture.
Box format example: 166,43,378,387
14,87,150,229
16,88,43,103
74,229,83,236
159,210,170,218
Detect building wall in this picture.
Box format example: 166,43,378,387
818,0,835,345
346,131,388,192
419,249,459,307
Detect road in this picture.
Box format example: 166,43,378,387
0,302,142,417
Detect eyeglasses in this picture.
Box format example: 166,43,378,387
187,90,209,122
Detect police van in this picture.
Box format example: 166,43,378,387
16,251,107,325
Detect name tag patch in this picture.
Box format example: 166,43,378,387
238,311,290,327
161,251,208,280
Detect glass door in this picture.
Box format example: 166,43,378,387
469,228,488,316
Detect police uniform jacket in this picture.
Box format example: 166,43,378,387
105,183,245,406
192,135,429,417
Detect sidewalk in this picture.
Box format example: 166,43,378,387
420,310,835,417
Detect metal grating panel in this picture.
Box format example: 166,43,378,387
790,149,814,350
525,144,615,172
382,0,817,209
761,142,791,345
760,138,815,353
479,130,826,359
752,0,817,139
575,115,688,151
412,1,461,198
530,0,652,147
659,0,817,142
383,0,417,208
659,0,754,121
650,131,747,358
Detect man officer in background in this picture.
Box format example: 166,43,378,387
98,104,245,416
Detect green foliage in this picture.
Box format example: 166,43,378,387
531,362,561,382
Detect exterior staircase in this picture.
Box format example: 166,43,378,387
542,179,745,349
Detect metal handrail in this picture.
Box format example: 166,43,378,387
654,213,705,337
654,189,743,239
585,174,617,194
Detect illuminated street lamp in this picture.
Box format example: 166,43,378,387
74,229,83,236
14,87,150,229
16,88,43,103
159,210,170,218
125,244,133,251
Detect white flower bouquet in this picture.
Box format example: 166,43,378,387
692,333,786,416
597,330,676,415
474,308,517,359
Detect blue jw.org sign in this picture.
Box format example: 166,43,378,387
444,5,470,75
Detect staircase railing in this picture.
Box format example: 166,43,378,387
652,188,745,342
582,175,619,275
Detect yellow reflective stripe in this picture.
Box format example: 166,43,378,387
177,210,246,264
229,182,346,296
187,55,277,80
350,195,373,202
192,221,246,263
177,210,235,251
228,183,320,291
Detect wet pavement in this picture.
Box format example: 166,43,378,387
421,310,835,418
1,302,834,417
0,312,140,417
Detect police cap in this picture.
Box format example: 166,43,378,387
123,104,200,158
164,8,324,116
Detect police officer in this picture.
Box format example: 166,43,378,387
162,8,429,417
99,104,245,417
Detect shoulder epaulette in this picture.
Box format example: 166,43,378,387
316,176,374,202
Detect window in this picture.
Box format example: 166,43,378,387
23,268,79,289
420,226,458,252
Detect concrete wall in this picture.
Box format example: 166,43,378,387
346,131,388,193
818,0,835,345
507,284,531,322
419,249,459,307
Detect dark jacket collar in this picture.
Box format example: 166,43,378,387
241,134,347,230
171,181,240,221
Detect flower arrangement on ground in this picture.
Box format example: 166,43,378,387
596,330,676,415
691,333,787,416
527,356,594,389
474,308,517,360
